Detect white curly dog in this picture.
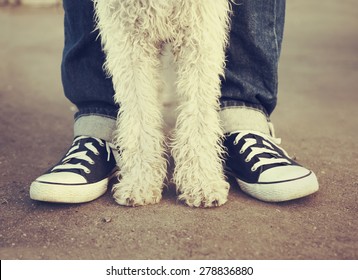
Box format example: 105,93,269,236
93,0,232,207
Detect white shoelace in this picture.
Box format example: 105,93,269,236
51,136,114,174
230,130,291,172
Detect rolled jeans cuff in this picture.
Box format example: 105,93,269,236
74,115,116,142
219,106,271,135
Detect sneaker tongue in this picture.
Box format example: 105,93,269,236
52,138,94,175
52,159,85,175
250,133,285,161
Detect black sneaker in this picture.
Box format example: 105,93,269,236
30,136,118,203
224,130,319,202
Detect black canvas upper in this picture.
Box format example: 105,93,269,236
223,132,300,184
39,136,117,185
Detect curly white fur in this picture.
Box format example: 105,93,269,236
93,0,231,207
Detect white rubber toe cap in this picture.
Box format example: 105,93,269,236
259,165,311,183
237,168,319,202
36,172,87,184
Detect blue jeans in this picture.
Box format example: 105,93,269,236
61,0,285,141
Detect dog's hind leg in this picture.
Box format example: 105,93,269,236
171,2,231,207
94,1,167,206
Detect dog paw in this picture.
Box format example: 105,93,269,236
178,181,229,208
112,182,162,207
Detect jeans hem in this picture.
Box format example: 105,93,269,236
220,100,269,117
74,105,118,121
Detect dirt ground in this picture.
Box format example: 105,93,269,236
0,1,357,260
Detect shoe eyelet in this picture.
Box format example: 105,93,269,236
240,149,244,154
90,160,95,165
85,170,91,174
251,167,257,172
245,158,250,162
94,152,100,156
99,142,105,147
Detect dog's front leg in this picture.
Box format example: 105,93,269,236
94,1,167,206
172,3,231,207
112,43,167,207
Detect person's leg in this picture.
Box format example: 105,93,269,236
220,0,285,134
30,0,118,203
62,0,117,141
221,0,319,202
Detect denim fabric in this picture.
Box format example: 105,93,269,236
61,0,285,134
74,115,116,142
61,0,118,120
221,0,286,116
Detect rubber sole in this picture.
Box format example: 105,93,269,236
29,169,119,203
235,171,319,202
